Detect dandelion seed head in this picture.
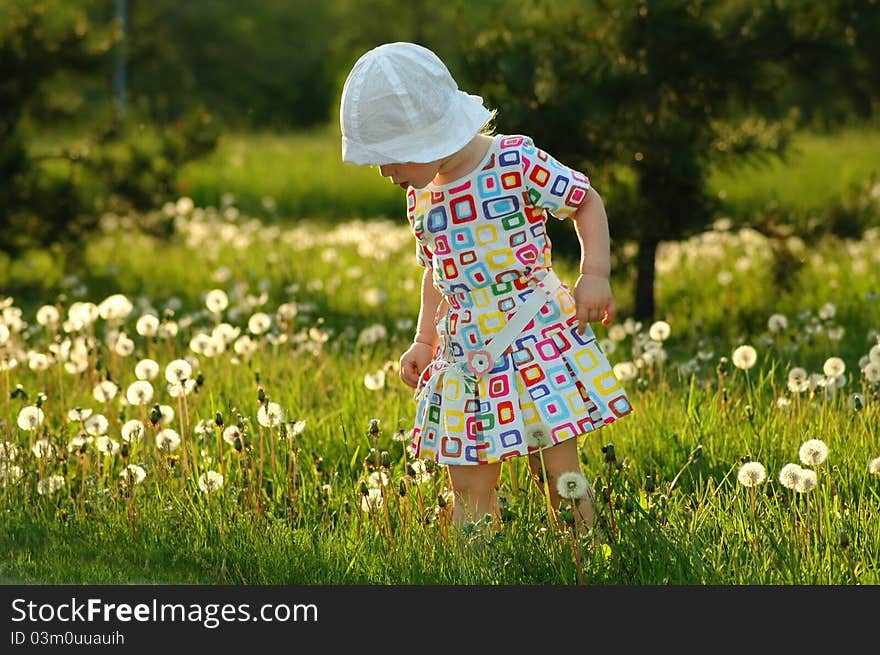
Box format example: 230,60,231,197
36,305,60,327
257,402,284,428
525,422,553,449
823,356,846,378
67,407,93,422
164,359,192,384
795,468,818,493
869,456,880,476
767,313,788,333
156,428,181,452
648,320,671,342
556,471,590,500
247,312,272,335
364,369,386,390
205,289,229,314
198,470,224,493
37,475,65,495
360,486,383,512
17,406,45,431
778,463,802,490
799,439,829,466
92,380,119,403
121,419,145,442
136,314,160,337
732,345,757,370
612,362,638,382
120,464,146,485
84,414,109,436
736,461,767,488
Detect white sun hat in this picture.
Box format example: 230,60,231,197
340,42,492,166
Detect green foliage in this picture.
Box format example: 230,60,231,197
465,0,879,319
0,0,220,258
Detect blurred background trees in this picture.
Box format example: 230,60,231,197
1,0,878,318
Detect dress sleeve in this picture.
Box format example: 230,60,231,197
519,135,591,220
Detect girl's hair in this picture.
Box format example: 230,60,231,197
479,108,499,136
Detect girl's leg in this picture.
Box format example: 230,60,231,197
528,437,596,530
447,462,502,528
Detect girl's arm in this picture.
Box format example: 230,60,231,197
413,268,446,348
400,268,446,388
571,187,615,334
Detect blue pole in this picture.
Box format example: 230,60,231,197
114,0,127,120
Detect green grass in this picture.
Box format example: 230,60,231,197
1,207,879,585
176,125,403,220
174,123,880,226
708,125,880,218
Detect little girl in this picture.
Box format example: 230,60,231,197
340,42,633,532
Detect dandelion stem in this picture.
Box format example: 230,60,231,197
605,460,617,543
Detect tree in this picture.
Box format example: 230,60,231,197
465,0,876,321
0,0,218,259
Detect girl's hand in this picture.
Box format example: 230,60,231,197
573,273,615,335
399,341,436,388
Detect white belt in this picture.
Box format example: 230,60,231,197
414,271,564,434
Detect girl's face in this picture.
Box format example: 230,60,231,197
376,161,441,190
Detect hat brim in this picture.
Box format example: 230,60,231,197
342,91,491,166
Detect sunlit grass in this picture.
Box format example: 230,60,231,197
1,204,879,585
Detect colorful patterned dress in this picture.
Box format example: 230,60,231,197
408,134,633,466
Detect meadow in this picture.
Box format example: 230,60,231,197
1,126,879,585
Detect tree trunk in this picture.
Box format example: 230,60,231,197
634,237,659,322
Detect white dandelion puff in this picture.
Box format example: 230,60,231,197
66,407,93,422
368,470,390,488
37,475,65,496
737,461,767,488
525,422,554,449
121,419,145,442
119,464,146,486
257,402,284,428
84,414,109,436
364,369,386,390
648,320,671,342
222,425,243,446
613,361,638,381
862,362,880,384
798,439,829,467
795,468,818,493
247,312,272,335
869,456,880,476
167,379,197,398
198,470,224,493
732,345,758,370
823,357,846,378
31,438,54,459
36,305,60,327
767,313,788,333
164,359,192,384
95,436,120,456
134,358,159,380
156,428,181,453
818,302,836,320
126,380,154,406
17,406,45,431
205,289,229,314
556,471,590,500
92,380,119,403
360,487,384,512
135,314,160,337
778,463,802,490
98,293,134,321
